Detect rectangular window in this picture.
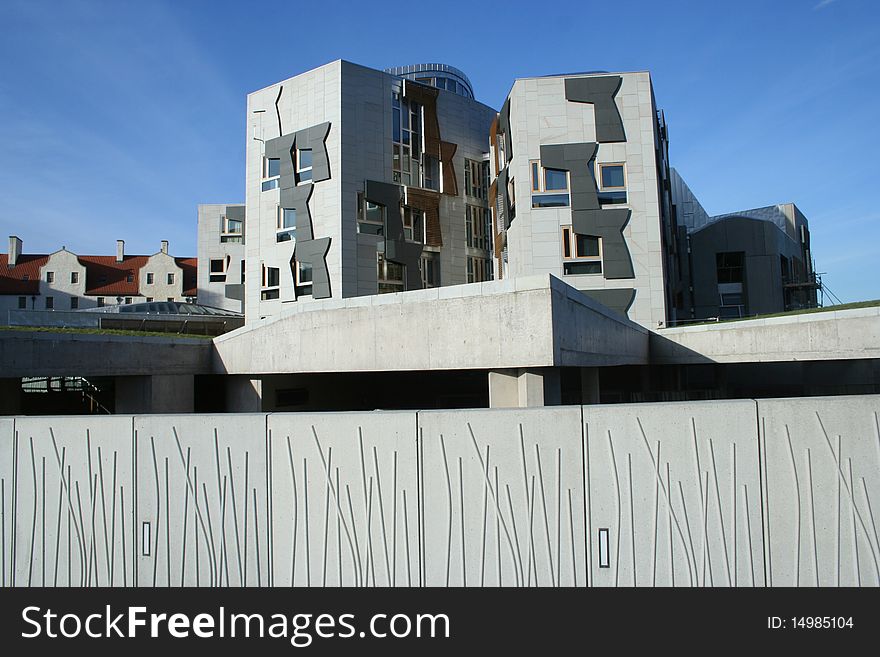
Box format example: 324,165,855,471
561,226,602,276
597,163,627,205
70,271,78,284
97,297,105,307
265,157,281,178
70,297,78,309
276,206,297,242
466,205,491,251
45,296,54,309
146,273,154,285
18,296,26,309
221,214,243,242
402,206,423,242
466,256,491,283
46,271,54,283
294,261,313,297
530,161,570,208
464,159,489,200
210,257,227,282
420,254,439,288
296,149,313,184
357,193,385,236
377,253,405,294
716,252,745,284
125,297,132,305
262,157,281,192
167,273,175,285
391,92,423,187
146,297,153,302
126,273,134,283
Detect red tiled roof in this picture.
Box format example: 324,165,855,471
2,251,199,298
0,253,48,295
78,255,149,296
176,257,198,297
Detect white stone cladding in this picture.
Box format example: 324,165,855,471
500,71,669,328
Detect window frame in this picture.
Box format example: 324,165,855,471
597,162,627,190
561,226,603,276
276,206,297,242
377,253,405,294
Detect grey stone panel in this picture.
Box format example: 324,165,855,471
364,180,424,291
497,167,512,229
264,133,297,182
579,288,636,317
281,183,315,241
224,205,245,223
574,208,634,279
295,122,332,182
292,237,332,299
564,76,626,143
224,284,244,302
540,143,634,279
498,98,513,164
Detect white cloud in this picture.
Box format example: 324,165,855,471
814,0,837,10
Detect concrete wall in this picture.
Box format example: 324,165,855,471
651,306,880,364
2,394,878,587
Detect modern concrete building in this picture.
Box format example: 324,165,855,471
487,71,678,328
1,236,197,318
243,60,496,322
197,203,246,312
670,168,819,321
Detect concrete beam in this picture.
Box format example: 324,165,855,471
0,330,213,378
651,306,880,364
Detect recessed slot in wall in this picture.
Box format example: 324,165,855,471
598,528,610,568
142,522,151,556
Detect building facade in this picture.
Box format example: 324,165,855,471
0,236,197,318
197,204,245,312
243,60,497,322
670,168,818,320
487,71,678,329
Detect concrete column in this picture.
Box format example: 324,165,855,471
0,378,22,415
580,367,601,404
488,369,519,408
488,368,561,408
115,374,194,413
226,376,263,412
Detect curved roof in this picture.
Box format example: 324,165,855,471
384,63,474,99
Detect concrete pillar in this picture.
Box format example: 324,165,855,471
0,378,22,415
488,369,519,408
226,376,263,412
115,374,194,413
488,368,561,408
580,367,601,404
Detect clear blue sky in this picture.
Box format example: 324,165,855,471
1,0,877,302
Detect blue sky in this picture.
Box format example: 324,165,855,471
0,0,877,302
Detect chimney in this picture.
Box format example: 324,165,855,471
8,235,22,267
160,240,169,255
116,239,125,263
